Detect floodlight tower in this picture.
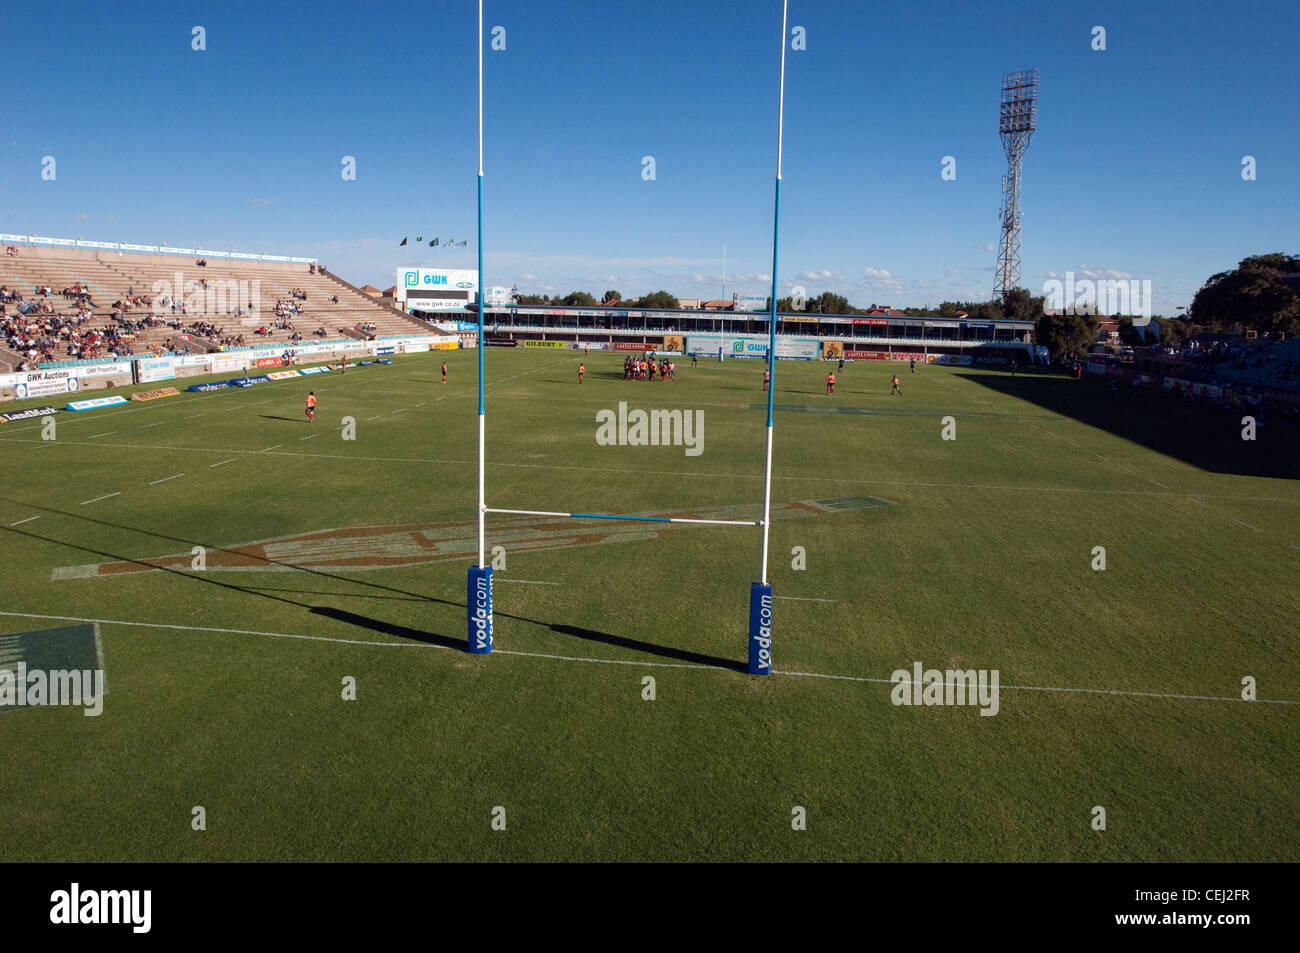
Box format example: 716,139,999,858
994,68,1039,305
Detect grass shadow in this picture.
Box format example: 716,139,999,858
959,371,1299,479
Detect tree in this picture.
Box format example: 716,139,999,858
1035,311,1099,359
1000,287,1044,323
808,291,850,315
776,296,794,312
516,294,547,305
602,289,622,304
638,290,679,310
1190,253,1300,335
558,291,598,307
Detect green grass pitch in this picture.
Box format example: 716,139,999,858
0,349,1295,861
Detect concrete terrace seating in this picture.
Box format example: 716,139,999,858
0,245,429,369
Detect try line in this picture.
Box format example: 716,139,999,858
0,610,1293,706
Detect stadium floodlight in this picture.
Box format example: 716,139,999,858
468,1,789,675
993,68,1039,305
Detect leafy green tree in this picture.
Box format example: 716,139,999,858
1190,253,1300,335
558,291,598,307
638,290,680,310
516,294,547,305
602,289,622,304
1035,312,1100,359
807,291,851,314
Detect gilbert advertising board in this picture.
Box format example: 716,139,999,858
521,340,567,349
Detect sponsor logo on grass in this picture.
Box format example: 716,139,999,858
890,661,1000,716
595,401,703,456
0,663,104,716
49,500,876,577
0,624,105,716
187,382,230,392
49,883,150,933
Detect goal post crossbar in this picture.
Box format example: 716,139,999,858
485,507,760,527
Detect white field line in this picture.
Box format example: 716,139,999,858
2,433,1296,504
299,433,321,440
8,516,40,526
0,610,1294,706
87,431,117,438
260,445,281,452
79,492,121,505
495,578,561,586
774,596,839,603
146,473,185,485
209,458,237,468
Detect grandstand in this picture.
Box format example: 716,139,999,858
1,243,430,370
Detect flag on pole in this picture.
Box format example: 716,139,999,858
430,238,439,247
399,237,407,246
416,236,423,243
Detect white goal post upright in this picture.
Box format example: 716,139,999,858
748,0,787,676
467,1,789,675
467,0,493,654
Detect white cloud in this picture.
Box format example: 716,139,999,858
862,267,892,279
247,197,280,207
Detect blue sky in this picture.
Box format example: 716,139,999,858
2,0,1296,314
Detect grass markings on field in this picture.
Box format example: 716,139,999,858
1,432,1296,505
79,492,121,506
8,516,40,526
146,473,185,485
209,458,237,468
0,608,1292,706
496,578,561,586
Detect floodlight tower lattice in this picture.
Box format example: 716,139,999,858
993,68,1039,305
